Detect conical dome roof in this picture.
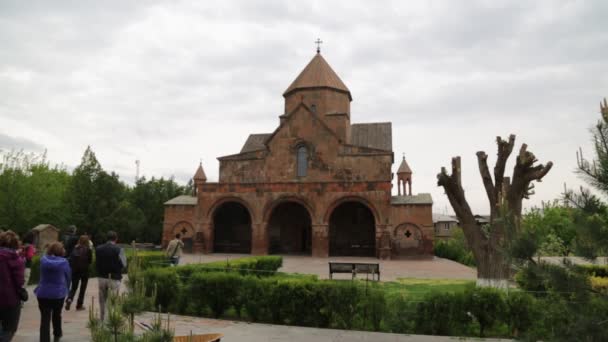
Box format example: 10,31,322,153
193,163,207,181
397,157,412,174
283,53,351,100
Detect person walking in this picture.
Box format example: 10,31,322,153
19,231,36,286
35,242,71,342
0,230,25,342
65,235,92,311
95,231,126,321
62,226,78,259
165,233,184,266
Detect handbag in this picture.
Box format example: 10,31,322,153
18,287,28,302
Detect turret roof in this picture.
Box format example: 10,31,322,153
283,53,351,100
397,156,412,174
193,163,207,181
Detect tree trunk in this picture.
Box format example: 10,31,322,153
438,135,552,287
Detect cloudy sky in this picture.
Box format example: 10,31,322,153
1,0,606,214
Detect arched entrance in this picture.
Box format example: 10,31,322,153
212,201,252,253
171,222,194,253
268,202,312,255
329,201,376,256
392,223,424,257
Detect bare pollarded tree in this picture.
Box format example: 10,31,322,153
437,135,553,287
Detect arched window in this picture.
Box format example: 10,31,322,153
297,146,308,177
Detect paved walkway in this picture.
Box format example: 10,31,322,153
13,255,478,341
181,254,477,281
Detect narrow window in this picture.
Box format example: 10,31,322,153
297,146,308,177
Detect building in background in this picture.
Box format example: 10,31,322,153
163,50,434,258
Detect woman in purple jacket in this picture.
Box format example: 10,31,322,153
35,242,71,342
0,230,25,342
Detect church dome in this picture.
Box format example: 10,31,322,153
283,53,351,101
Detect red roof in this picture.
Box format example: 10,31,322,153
283,53,351,100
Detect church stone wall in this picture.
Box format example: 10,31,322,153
162,205,197,248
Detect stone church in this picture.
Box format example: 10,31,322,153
162,50,434,259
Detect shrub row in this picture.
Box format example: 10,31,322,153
28,250,167,285
142,256,284,310
143,265,545,338
576,264,608,278
433,239,476,267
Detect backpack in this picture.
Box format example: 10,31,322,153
69,245,90,272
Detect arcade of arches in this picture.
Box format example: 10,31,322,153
162,50,434,259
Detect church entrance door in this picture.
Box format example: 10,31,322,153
212,202,252,253
329,202,375,257
268,202,312,255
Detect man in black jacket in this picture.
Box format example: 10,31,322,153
63,225,79,258
95,231,126,320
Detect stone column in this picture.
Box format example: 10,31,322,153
251,222,268,255
376,224,392,260
200,222,212,254
312,224,329,257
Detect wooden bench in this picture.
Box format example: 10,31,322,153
328,262,380,281
173,333,223,342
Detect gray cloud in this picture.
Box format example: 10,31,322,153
0,133,45,152
0,0,605,213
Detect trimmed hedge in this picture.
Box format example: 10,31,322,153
142,256,284,311
28,250,167,285
142,264,547,338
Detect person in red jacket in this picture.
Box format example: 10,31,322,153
0,230,25,342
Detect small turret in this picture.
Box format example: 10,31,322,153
397,155,412,196
193,162,207,196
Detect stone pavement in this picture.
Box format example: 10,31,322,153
180,254,477,281
13,255,478,341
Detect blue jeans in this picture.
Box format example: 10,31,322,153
169,257,180,266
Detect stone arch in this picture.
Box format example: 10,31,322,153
171,221,195,253
265,198,313,255
323,196,380,225
262,195,315,224
392,222,424,257
327,198,377,257
208,196,256,223
209,197,253,254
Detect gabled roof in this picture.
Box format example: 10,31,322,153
351,123,392,151
391,193,433,205
432,213,458,223
264,101,343,148
397,156,412,174
164,195,197,206
283,53,351,100
240,134,271,153
193,163,207,181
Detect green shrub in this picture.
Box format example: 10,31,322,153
384,294,415,333
184,272,242,318
504,291,537,338
464,287,506,337
415,292,460,335
433,228,476,267
142,267,180,311
357,287,387,331
576,264,608,278
322,281,361,329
